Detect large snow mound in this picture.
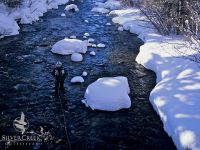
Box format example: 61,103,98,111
51,38,88,55
82,76,131,111
110,6,200,150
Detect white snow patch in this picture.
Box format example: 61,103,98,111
61,13,66,17
64,4,79,12
51,38,87,55
82,71,88,77
97,43,106,48
0,13,19,36
71,53,83,62
106,22,111,26
118,26,124,31
84,33,90,37
90,51,96,56
69,35,76,39
82,76,131,111
71,76,84,83
84,19,89,23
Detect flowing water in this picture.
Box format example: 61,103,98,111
0,0,176,149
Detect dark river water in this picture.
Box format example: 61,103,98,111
0,0,176,150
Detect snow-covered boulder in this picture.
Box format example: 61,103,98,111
91,7,109,14
65,4,79,12
61,13,66,17
71,76,84,83
0,13,19,36
71,53,83,62
51,38,87,55
97,43,106,48
82,77,131,111
106,22,111,26
118,26,124,31
82,71,88,77
84,33,90,37
88,38,95,42
90,51,96,56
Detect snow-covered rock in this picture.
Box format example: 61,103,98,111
106,22,111,26
82,77,131,111
90,51,96,56
71,76,84,83
84,19,89,23
91,7,109,14
0,13,19,36
69,35,76,39
118,26,124,31
88,38,95,42
71,53,83,62
51,38,87,55
97,43,106,48
65,4,79,12
84,33,90,37
61,13,66,17
82,71,88,77
92,44,97,48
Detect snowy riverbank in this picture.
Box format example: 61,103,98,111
0,0,69,37
93,1,200,150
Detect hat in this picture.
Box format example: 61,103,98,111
56,61,62,68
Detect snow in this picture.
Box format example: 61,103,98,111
71,53,83,62
92,44,97,48
82,76,131,111
51,38,87,55
0,0,69,37
97,43,106,48
82,71,88,77
88,38,95,42
64,4,79,12
106,22,111,26
91,7,109,14
0,13,19,36
118,26,124,31
84,19,89,23
61,13,66,17
110,5,200,150
71,76,84,83
84,33,90,37
90,51,96,56
69,35,76,39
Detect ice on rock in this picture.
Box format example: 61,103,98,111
71,76,84,83
82,71,88,77
51,38,87,55
84,20,89,23
118,26,124,31
71,53,83,62
97,43,106,48
90,51,96,56
61,13,66,17
65,4,79,12
82,76,131,111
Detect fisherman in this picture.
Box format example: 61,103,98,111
52,61,67,94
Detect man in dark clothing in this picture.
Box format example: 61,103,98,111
52,61,67,93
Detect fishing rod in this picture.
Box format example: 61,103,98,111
57,86,71,150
